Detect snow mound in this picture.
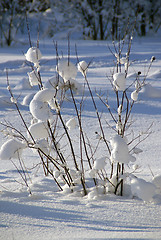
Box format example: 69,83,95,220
110,135,136,164
29,89,57,121
56,59,77,82
152,174,161,193
113,73,126,91
131,177,156,202
28,121,49,139
14,77,31,90
140,84,161,98
65,78,83,94
0,139,27,160
35,139,49,155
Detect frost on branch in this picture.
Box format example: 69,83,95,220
110,135,136,164
0,139,27,160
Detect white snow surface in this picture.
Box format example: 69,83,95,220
0,38,161,239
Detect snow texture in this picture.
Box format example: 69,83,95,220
131,90,138,101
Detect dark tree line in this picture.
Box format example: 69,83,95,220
0,0,161,45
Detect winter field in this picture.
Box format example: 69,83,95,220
0,36,161,240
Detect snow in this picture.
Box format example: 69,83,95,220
140,83,161,99
0,139,27,160
28,121,49,139
29,99,52,121
56,58,77,82
131,90,138,101
28,70,40,86
66,117,77,130
93,157,107,170
0,37,161,239
113,72,126,91
110,135,136,164
25,47,42,68
77,60,88,76
130,177,156,202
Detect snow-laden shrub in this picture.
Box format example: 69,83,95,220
0,36,157,202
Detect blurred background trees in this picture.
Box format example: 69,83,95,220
0,0,161,46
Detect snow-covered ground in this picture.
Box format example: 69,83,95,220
0,37,161,240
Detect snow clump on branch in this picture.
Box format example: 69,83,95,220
113,73,126,91
29,89,56,121
56,59,77,82
110,135,136,164
25,47,42,68
77,61,88,76
0,139,27,160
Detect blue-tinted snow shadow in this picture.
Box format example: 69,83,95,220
61,91,161,116
0,200,160,234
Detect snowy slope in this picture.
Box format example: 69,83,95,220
0,37,161,240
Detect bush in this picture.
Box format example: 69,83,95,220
0,32,157,202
